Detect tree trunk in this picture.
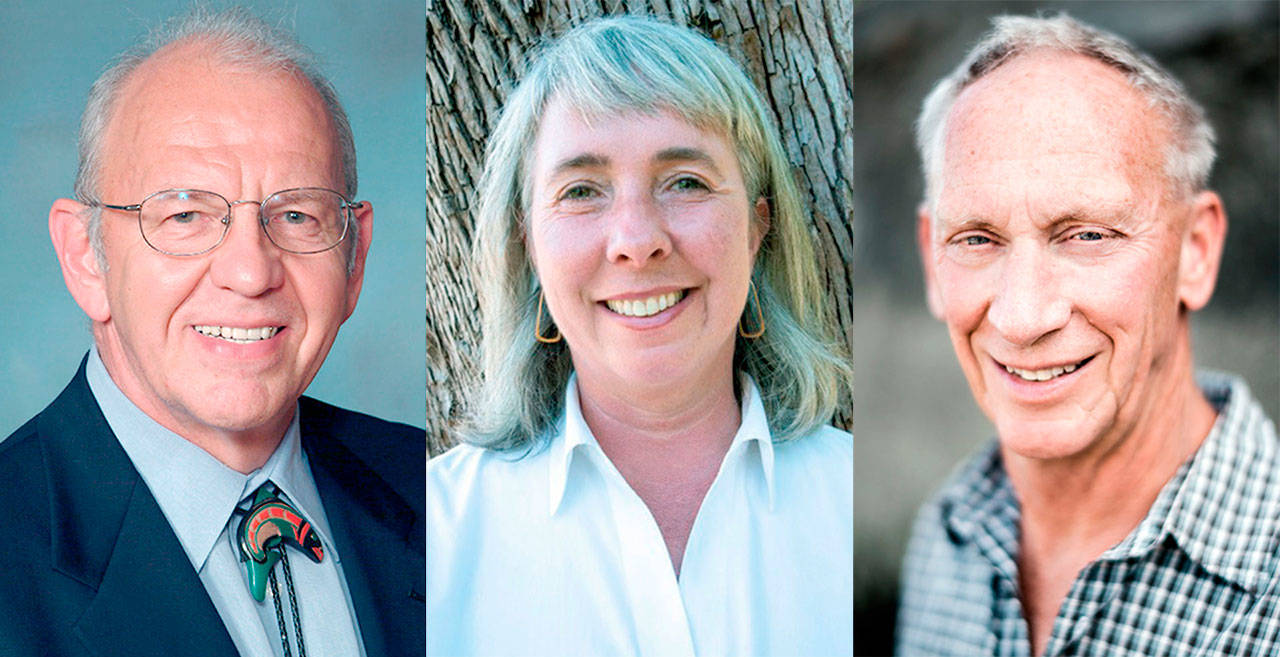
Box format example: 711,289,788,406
427,0,852,455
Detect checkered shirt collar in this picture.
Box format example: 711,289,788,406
1117,371,1280,592
940,371,1280,593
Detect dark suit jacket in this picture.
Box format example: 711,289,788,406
0,360,424,656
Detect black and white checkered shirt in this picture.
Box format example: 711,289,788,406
896,372,1280,656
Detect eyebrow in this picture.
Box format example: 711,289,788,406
551,153,609,175
1038,201,1136,230
548,147,722,177
939,206,1136,235
653,146,719,172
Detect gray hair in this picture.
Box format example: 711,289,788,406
466,15,852,451
916,13,1216,208
76,6,359,270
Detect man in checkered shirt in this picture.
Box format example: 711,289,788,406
900,13,1278,657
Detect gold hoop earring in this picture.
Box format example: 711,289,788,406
739,280,765,339
535,291,562,344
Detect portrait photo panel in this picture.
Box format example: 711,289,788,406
853,1,1278,654
427,2,854,655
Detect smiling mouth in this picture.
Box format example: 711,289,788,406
1002,355,1095,382
194,325,282,344
604,290,687,318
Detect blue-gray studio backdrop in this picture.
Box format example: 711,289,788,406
0,0,426,435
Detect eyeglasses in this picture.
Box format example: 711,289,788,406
91,187,363,256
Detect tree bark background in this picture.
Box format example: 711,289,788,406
427,0,852,455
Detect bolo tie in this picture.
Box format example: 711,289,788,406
235,481,325,657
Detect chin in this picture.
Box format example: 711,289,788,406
196,409,292,438
602,340,701,378
621,358,689,386
179,388,294,436
993,415,1105,462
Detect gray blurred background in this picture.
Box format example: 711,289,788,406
0,1,426,436
852,1,1279,653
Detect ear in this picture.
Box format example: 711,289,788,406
522,213,541,278
1177,190,1226,312
49,198,111,322
342,200,374,320
749,196,772,257
917,204,944,320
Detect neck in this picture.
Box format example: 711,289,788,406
1007,334,1216,656
178,419,290,474
1006,340,1215,549
574,366,741,478
574,364,743,577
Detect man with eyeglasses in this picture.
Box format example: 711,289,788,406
0,8,422,657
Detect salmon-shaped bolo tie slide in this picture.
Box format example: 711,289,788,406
236,483,325,602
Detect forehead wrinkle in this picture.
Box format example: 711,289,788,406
938,162,1133,211
943,51,1172,203
103,49,340,198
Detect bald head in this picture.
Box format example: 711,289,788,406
98,39,343,209
916,13,1216,210
937,50,1172,228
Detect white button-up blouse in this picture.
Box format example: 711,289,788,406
427,375,853,656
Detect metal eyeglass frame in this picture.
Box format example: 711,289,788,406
91,186,364,256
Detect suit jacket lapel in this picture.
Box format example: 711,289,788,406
41,363,237,657
301,400,424,657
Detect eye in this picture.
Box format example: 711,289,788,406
280,210,314,225
266,208,318,226
669,176,709,192
946,227,1001,253
1071,230,1105,241
168,211,201,224
560,184,599,201
951,232,996,247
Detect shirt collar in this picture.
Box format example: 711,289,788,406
86,347,335,572
938,443,1023,584
939,371,1280,593
237,410,339,563
1109,371,1280,592
940,444,1014,538
547,373,776,516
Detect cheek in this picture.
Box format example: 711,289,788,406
107,255,202,333
1085,259,1181,370
295,265,351,325
676,207,752,274
528,221,600,307
1077,243,1179,328
935,262,990,331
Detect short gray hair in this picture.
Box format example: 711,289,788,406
916,13,1216,208
76,6,359,269
467,16,852,451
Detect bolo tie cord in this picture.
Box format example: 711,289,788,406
266,548,308,657
233,484,324,657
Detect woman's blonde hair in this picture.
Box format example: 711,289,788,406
467,15,851,450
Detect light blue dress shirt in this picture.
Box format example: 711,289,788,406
86,348,368,657
427,374,854,656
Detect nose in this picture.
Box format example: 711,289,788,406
208,202,284,297
986,241,1071,346
604,189,671,267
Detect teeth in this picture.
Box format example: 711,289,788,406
1004,360,1083,382
605,290,685,318
194,325,280,344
